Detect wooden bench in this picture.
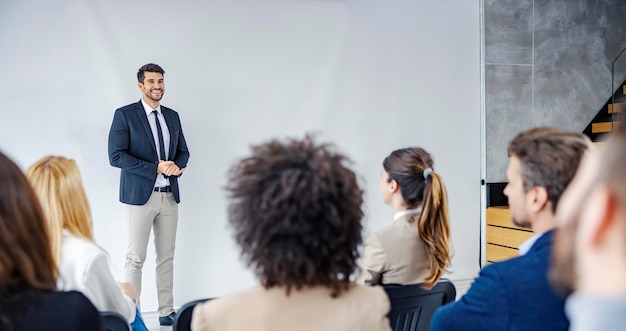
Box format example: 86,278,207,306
486,207,534,263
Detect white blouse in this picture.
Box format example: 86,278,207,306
56,232,136,323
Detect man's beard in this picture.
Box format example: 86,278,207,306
145,90,163,102
549,214,580,295
512,217,531,229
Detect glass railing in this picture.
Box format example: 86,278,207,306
611,47,626,127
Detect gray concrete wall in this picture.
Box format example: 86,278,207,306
485,0,626,182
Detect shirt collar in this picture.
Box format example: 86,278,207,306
141,98,161,115
394,208,422,221
519,232,544,255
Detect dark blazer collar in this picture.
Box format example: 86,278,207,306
527,229,555,254
135,101,157,156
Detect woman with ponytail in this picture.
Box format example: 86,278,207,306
357,147,452,289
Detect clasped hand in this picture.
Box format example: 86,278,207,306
157,160,185,177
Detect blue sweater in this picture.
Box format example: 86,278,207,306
431,230,568,331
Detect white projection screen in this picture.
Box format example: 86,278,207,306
0,0,481,311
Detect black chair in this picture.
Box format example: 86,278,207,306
100,311,130,331
383,280,456,331
173,298,213,331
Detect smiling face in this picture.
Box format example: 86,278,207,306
139,71,165,105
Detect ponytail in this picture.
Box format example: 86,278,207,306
418,171,451,289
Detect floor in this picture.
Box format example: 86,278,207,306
143,311,172,331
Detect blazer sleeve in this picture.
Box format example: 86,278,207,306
356,232,387,285
82,252,136,323
108,108,158,180
171,112,190,171
431,264,509,331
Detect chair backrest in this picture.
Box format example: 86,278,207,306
100,311,130,331
383,280,456,331
173,298,213,331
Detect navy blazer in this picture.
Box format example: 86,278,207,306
108,101,190,205
431,230,568,331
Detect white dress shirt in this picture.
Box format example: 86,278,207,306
566,292,626,331
141,98,170,188
57,232,136,323
518,232,543,256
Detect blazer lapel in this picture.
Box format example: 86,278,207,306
161,108,176,160
136,101,158,158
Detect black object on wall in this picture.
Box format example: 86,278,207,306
486,182,508,207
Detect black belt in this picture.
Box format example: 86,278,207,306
154,186,172,192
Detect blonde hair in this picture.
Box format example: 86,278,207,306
25,156,94,265
383,147,452,289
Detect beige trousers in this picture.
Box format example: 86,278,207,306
125,191,178,316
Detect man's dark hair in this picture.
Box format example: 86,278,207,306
226,135,364,297
508,127,590,213
137,63,165,83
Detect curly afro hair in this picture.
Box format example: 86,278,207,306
226,135,364,297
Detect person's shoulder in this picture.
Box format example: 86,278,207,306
47,290,94,307
161,105,178,114
12,291,100,331
369,221,399,240
348,283,387,298
343,285,392,330
196,285,260,313
475,253,549,296
116,101,141,113
485,246,548,277
62,234,103,255
192,285,261,329
343,284,390,310
60,234,108,269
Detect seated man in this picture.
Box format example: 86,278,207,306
551,124,626,331
431,127,590,331
191,136,391,331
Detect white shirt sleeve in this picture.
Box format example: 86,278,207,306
81,251,136,323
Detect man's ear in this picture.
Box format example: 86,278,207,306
138,82,143,90
529,186,549,213
590,188,618,247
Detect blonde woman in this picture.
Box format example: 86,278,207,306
357,147,452,288
25,156,147,330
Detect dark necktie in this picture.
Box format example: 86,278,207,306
152,110,167,161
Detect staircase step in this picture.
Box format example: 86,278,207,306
592,121,621,133
608,103,624,114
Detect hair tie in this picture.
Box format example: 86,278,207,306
423,168,433,179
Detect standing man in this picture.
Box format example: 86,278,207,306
431,127,589,331
108,63,190,326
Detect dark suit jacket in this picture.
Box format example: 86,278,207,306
431,230,568,331
108,101,190,205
